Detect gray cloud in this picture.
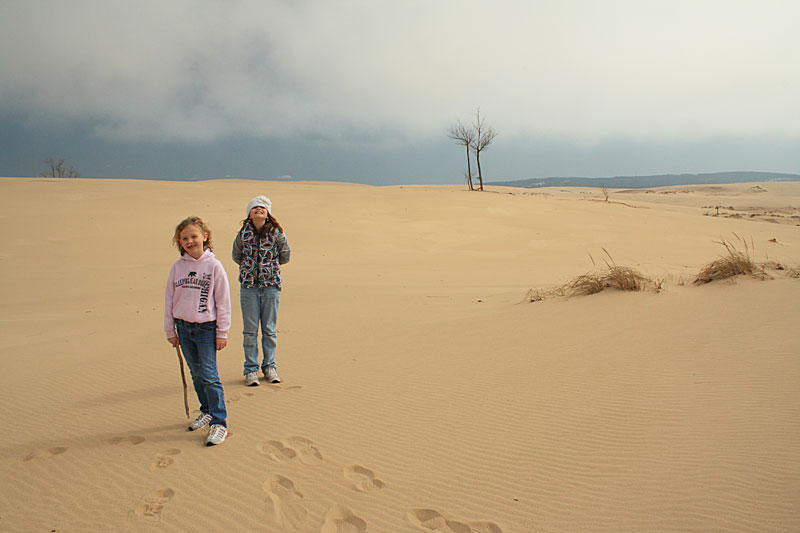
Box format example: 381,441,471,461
2,1,799,183
2,0,799,145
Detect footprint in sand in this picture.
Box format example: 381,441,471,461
343,465,385,493
267,385,304,393
407,509,503,533
22,447,69,462
153,448,181,468
321,504,367,533
228,392,255,403
108,435,146,446
263,474,308,531
284,436,323,465
259,436,323,465
134,488,175,520
466,523,504,533
258,440,298,462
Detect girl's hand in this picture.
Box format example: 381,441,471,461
167,336,179,348
216,338,227,350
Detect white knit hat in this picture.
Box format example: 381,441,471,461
246,195,272,217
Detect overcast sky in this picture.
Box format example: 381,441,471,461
1,0,798,184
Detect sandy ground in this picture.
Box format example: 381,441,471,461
0,177,798,532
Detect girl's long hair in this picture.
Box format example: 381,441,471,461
173,216,214,255
240,213,283,236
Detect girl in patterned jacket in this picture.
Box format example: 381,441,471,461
232,196,291,387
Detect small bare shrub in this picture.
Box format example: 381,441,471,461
40,158,79,178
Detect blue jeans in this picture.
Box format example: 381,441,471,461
240,285,280,375
175,319,227,427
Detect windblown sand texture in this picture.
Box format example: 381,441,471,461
1,177,799,532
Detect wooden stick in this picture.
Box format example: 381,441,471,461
174,344,190,418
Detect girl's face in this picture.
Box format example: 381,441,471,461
179,224,208,259
249,205,268,224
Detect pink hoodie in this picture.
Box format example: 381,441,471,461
164,249,232,338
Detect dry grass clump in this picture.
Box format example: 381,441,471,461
524,237,795,303
523,249,662,302
694,235,766,284
562,265,661,296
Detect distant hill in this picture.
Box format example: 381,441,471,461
489,171,800,189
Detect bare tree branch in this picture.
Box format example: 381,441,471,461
447,121,476,191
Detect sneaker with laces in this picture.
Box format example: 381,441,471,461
188,412,212,431
264,366,281,383
245,371,260,387
205,424,228,446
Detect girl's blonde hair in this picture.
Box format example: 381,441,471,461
172,216,214,255
239,212,284,237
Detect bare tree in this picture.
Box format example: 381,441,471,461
447,121,476,191
41,158,79,178
469,109,497,191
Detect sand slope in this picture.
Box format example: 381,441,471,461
1,178,798,532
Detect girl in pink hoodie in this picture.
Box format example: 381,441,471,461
165,216,232,446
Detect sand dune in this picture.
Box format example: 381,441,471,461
1,177,798,532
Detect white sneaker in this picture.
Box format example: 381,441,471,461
264,366,281,383
205,424,228,446
188,412,212,431
245,371,260,387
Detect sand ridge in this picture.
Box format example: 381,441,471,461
0,177,798,531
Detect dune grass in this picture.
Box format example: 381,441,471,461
525,238,796,303
694,234,765,284
524,249,662,302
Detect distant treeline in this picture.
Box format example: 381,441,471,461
489,171,800,189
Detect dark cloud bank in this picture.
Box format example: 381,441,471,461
2,112,798,186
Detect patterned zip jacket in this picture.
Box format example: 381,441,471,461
232,223,291,289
